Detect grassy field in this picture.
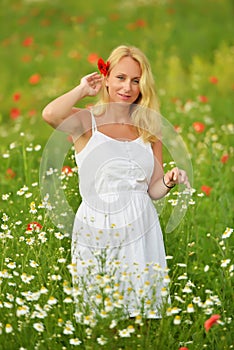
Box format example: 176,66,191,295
0,0,233,349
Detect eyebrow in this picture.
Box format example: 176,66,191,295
116,72,141,78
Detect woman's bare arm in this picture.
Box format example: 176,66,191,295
42,72,102,133
148,140,190,200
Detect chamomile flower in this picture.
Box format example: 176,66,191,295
5,323,13,333
16,305,30,317
100,310,108,318
20,273,35,284
69,338,82,346
47,296,58,305
109,319,117,329
171,307,181,314
161,287,168,297
63,285,73,295
1,224,8,230
7,262,16,269
29,260,39,268
33,322,44,332
34,144,41,151
222,227,233,239
2,213,9,221
173,315,181,325
29,201,37,214
127,325,135,333
178,273,188,280
63,320,75,334
97,335,108,345
105,300,114,312
40,286,48,294
119,328,131,338
182,285,192,293
2,194,10,200
4,302,13,309
187,303,195,313
163,275,171,284
221,259,231,267
51,274,62,281
63,297,73,303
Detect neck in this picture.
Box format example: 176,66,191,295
106,102,132,124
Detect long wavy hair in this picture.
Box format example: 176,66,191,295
95,45,161,143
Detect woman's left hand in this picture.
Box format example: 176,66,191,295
164,167,191,189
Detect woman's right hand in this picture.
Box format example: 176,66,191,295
42,72,103,130
80,72,103,97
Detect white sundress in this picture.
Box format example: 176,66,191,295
71,112,169,318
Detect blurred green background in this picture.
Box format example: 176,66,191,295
0,0,233,144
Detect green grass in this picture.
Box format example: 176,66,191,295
0,0,233,349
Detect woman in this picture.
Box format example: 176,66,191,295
42,45,190,319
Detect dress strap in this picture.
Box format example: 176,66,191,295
91,111,97,134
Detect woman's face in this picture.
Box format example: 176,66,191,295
106,56,142,104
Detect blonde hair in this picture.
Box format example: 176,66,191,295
96,45,161,143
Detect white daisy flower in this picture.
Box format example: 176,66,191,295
33,322,44,332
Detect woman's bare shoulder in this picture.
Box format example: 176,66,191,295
58,107,92,136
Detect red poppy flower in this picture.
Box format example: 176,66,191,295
13,92,21,101
198,95,208,103
135,19,147,27
209,76,218,84
67,135,73,143
88,53,99,64
97,58,110,76
193,122,205,133
10,108,21,119
62,165,73,174
5,168,16,179
179,348,189,350
220,154,229,164
29,73,41,85
174,125,181,133
204,314,220,332
22,36,34,47
27,222,42,232
201,185,212,196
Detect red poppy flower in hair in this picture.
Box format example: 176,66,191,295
97,58,110,76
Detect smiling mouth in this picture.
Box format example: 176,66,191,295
118,93,131,99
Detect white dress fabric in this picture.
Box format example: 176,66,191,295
72,112,169,318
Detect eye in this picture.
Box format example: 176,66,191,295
133,79,140,84
117,75,124,80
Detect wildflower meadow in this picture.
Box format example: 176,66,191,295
0,0,233,349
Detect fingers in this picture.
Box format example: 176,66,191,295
171,168,178,182
80,72,103,96
178,170,191,189
86,72,103,89
168,167,191,189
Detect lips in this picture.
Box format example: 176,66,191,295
118,93,131,100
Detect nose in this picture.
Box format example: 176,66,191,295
123,79,131,92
